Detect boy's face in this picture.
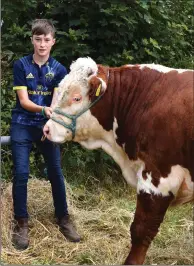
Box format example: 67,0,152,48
31,33,55,58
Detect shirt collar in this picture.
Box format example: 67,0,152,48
30,54,52,66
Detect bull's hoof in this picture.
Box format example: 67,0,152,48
124,261,137,265
124,256,142,265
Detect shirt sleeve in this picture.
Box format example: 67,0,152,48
13,60,27,90
53,64,67,91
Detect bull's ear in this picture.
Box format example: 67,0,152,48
97,65,109,84
88,76,102,99
88,65,109,99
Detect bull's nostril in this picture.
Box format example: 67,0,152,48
67,130,70,134
43,125,50,136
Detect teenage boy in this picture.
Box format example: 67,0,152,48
11,19,80,250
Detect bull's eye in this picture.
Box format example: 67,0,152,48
72,94,82,103
73,97,81,102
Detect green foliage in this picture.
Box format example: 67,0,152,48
2,0,193,67
61,142,120,186
1,0,193,181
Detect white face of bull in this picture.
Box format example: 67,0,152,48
43,57,107,143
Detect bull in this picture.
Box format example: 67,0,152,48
43,57,193,265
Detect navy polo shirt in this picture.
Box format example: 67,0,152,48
11,54,67,126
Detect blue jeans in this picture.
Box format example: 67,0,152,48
10,123,68,220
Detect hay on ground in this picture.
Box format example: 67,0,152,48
1,178,193,265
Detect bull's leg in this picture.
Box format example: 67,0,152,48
124,190,174,265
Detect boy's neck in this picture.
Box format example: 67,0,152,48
33,53,49,66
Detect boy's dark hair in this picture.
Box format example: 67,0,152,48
31,19,56,37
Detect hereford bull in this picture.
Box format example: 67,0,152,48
43,57,193,265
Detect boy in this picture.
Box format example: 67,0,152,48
11,19,80,250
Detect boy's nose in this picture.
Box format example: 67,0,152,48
40,41,46,47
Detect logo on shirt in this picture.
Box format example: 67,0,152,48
45,72,54,81
37,85,43,91
26,73,34,79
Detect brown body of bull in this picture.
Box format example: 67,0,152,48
44,58,194,265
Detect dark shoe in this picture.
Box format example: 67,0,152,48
12,218,29,250
57,215,81,242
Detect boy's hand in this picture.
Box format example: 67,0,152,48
44,107,53,118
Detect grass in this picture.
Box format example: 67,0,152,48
1,166,193,265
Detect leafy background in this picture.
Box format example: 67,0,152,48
1,0,193,180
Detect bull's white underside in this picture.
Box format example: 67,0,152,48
137,164,193,201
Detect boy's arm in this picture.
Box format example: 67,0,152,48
16,89,52,117
17,89,42,112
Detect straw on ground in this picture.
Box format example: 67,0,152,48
1,178,193,265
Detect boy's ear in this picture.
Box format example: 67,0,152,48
30,36,33,43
